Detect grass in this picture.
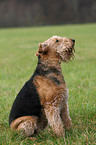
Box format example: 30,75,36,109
0,23,96,145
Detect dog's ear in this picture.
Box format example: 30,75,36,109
35,43,49,56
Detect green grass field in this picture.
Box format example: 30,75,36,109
0,23,96,145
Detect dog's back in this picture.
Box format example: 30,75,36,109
9,77,42,126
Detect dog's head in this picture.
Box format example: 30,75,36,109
36,36,75,62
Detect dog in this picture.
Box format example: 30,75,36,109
9,36,75,137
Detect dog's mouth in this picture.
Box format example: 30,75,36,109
61,48,75,62
57,39,75,62
64,47,75,54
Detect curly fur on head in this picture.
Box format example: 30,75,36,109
36,36,75,62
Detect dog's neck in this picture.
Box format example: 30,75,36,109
34,56,65,84
38,55,62,71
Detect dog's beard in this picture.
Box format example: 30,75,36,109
57,46,75,62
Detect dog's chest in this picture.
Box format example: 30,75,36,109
33,75,68,106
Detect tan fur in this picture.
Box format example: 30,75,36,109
36,36,75,62
34,75,68,105
10,36,75,137
34,36,75,136
10,116,38,136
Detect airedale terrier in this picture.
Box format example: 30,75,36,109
9,36,75,137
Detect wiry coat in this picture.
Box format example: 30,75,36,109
9,36,75,136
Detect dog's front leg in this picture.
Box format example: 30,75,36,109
44,104,65,136
61,102,72,130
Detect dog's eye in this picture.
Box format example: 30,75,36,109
56,39,59,42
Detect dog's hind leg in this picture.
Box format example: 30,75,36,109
10,116,38,136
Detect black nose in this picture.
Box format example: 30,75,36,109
72,39,75,43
